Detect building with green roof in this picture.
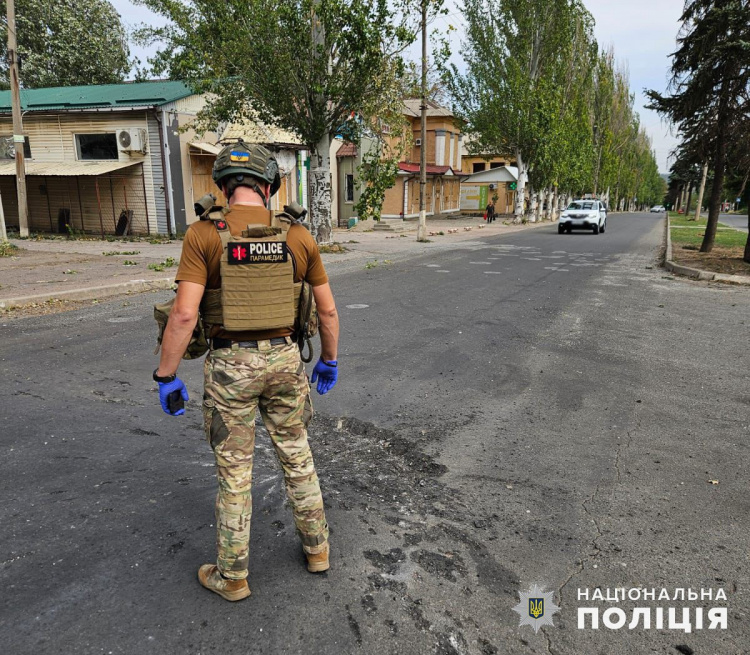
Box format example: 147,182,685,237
0,81,194,114
0,80,203,235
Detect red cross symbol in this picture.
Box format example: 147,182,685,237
217,221,226,230
232,245,247,260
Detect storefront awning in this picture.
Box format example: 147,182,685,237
0,160,141,176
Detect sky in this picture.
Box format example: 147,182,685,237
112,0,684,173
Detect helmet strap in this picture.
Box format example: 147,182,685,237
252,184,268,208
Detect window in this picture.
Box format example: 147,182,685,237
568,201,596,211
76,133,118,160
472,162,486,173
345,174,354,202
490,162,504,169
0,135,31,159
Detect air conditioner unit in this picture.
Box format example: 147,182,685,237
117,128,148,154
415,138,422,146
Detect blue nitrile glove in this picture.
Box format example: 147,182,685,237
311,359,338,395
158,377,189,416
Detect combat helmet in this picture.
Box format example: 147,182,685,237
212,140,281,204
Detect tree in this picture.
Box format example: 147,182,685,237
725,112,750,262
400,59,449,104
353,59,413,223
444,0,661,221
137,0,416,243
647,0,750,252
446,0,588,221
0,0,130,89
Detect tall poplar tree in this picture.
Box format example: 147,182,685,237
647,0,750,252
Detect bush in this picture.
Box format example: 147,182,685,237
0,241,19,257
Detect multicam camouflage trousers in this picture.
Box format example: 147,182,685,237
202,338,328,580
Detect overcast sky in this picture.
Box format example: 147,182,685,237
112,0,683,173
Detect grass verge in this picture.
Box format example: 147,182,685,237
670,224,750,276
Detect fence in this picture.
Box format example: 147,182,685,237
1,165,151,236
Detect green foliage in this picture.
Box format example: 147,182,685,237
317,243,348,254
671,227,747,249
148,257,177,271
136,0,420,241
353,143,402,222
64,223,85,240
103,250,141,256
0,241,18,257
647,0,750,252
137,0,413,150
443,0,663,214
0,0,130,89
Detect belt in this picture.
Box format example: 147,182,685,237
211,336,288,350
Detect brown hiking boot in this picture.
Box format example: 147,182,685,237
198,564,251,601
306,544,330,573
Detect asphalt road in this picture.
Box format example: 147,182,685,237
718,214,749,232
1,212,749,655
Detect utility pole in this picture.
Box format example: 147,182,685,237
417,0,428,242
0,189,7,242
693,162,708,221
6,0,28,237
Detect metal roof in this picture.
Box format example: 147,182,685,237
221,118,304,147
336,142,358,158
0,160,141,176
0,81,194,113
398,162,454,175
461,166,518,183
402,98,454,118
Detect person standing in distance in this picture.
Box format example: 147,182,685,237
153,140,339,601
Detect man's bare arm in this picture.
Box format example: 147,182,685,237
312,282,339,362
156,281,205,376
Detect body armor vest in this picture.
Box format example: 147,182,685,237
208,210,296,331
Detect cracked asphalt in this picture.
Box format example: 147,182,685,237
1,212,749,654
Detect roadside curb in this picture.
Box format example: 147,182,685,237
0,277,175,310
0,217,558,311
663,214,750,285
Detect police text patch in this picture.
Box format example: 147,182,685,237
227,241,288,264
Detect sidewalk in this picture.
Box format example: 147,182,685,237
0,216,548,311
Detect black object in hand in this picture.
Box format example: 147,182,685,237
167,389,185,414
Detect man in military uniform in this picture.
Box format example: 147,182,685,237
153,140,339,601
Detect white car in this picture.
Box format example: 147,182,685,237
650,205,666,213
558,200,607,234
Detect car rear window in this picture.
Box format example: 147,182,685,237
568,202,595,210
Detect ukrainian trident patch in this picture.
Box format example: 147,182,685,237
513,584,560,633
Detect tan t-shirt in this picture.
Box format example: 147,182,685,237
175,204,328,340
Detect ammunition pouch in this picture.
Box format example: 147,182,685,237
153,294,209,360
295,280,319,362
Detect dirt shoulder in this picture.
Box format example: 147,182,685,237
671,245,750,277
668,215,750,278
